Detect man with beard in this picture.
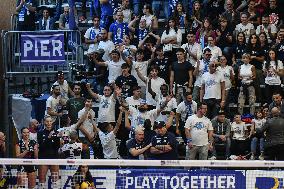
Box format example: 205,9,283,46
127,96,172,134
126,126,152,159
256,14,278,43
97,28,115,61
51,71,74,104
149,121,178,160
46,85,63,124
65,83,85,124
176,92,197,142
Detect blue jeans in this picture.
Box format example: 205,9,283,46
212,137,231,158
251,137,264,154
152,1,169,19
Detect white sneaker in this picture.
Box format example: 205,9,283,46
208,156,217,160
250,154,255,160
259,152,264,160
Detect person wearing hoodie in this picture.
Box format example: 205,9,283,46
210,111,231,160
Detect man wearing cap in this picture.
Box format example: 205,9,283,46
126,126,152,159
94,48,131,85
52,71,74,104
115,63,138,98
185,103,213,160
210,111,231,160
149,121,178,160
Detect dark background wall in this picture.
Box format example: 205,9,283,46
0,0,16,130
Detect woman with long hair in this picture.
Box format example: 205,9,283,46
217,55,235,105
258,32,270,58
161,17,182,62
140,4,158,30
245,34,265,103
15,127,38,188
195,17,216,48
263,48,284,103
173,2,188,42
189,1,204,33
72,165,95,189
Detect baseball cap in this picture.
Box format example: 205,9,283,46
154,121,166,129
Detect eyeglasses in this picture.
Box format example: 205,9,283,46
104,89,111,91
205,53,212,56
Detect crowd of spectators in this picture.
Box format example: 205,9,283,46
7,0,284,187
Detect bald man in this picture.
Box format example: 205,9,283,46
257,107,284,160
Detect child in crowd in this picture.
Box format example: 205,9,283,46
249,110,266,160
230,114,249,157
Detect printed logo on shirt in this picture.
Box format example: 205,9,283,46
194,122,205,130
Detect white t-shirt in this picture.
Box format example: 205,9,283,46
98,131,119,159
256,24,277,43
141,14,154,28
78,108,96,138
125,96,144,107
129,107,158,128
45,95,61,122
161,28,182,48
252,118,266,130
204,45,222,62
176,100,198,122
263,60,283,85
235,23,255,42
201,71,225,100
194,59,210,87
52,80,69,100
240,64,253,84
97,95,116,123
57,124,77,137
185,114,213,146
97,40,115,61
217,65,234,90
231,122,247,140
145,77,166,106
106,60,125,83
84,27,100,51
61,142,82,159
131,61,149,87
155,95,177,122
181,42,202,65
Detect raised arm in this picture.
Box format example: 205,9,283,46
147,78,156,99
113,107,124,135
135,67,147,83
86,83,99,99
128,16,139,32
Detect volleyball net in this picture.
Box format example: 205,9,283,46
0,159,283,189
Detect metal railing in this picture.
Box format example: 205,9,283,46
2,29,83,157
2,30,81,78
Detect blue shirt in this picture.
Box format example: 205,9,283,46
109,21,129,44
